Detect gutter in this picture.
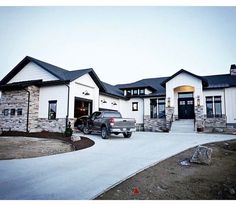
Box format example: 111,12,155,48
23,88,30,132
64,83,70,128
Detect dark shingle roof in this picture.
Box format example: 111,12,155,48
203,74,236,89
102,81,126,99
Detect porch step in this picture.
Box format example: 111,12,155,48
170,119,195,133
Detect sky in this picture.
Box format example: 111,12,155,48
0,6,236,85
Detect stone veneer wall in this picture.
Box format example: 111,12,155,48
0,89,28,131
0,85,69,133
204,115,227,128
144,115,166,132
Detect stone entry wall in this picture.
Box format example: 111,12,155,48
195,106,204,130
204,115,227,128
144,115,166,132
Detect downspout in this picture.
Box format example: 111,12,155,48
142,98,145,131
64,83,70,128
23,88,30,132
224,88,227,125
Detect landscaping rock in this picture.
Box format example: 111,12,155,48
180,159,191,166
71,135,81,142
190,145,213,165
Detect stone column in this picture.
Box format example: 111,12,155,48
195,105,204,130
166,107,174,129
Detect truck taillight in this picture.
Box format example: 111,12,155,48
109,118,115,125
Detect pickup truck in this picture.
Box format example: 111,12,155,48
82,111,136,139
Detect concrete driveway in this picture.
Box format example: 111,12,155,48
0,132,236,199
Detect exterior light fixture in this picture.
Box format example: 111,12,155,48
101,99,107,103
82,90,90,95
112,102,117,105
167,97,171,107
197,95,200,106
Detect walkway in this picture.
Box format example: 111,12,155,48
170,119,195,133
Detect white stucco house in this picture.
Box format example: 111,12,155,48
0,56,236,133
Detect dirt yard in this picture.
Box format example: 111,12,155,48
0,131,95,160
96,140,236,200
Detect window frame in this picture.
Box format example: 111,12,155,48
150,99,157,119
17,108,23,116
132,102,139,111
206,96,214,118
158,98,166,118
214,96,222,118
10,109,16,116
48,100,57,120
133,89,138,95
126,89,131,96
139,88,145,95
3,109,9,116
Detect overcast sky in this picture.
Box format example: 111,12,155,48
0,6,235,85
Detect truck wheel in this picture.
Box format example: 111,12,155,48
83,126,91,134
123,132,132,138
101,126,110,139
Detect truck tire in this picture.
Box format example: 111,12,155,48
83,126,91,134
101,126,110,139
123,132,132,138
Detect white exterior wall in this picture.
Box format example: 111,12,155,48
203,89,226,115
8,62,58,83
225,87,236,124
166,72,203,115
119,98,144,124
99,94,120,111
69,73,99,118
38,85,68,118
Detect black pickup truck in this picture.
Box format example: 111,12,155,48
82,111,136,139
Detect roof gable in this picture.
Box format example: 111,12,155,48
160,69,208,87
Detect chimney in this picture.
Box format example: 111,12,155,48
230,64,236,75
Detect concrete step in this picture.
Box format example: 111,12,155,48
170,119,195,133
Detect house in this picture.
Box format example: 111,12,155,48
0,56,236,133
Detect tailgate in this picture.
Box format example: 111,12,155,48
113,118,135,128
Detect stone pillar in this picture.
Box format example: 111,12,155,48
195,106,204,130
27,85,40,132
166,107,174,129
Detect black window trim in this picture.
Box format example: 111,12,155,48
17,108,23,116
132,102,139,111
48,100,57,120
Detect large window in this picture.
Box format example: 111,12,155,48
150,99,157,118
214,96,222,117
48,100,57,120
158,98,165,118
206,97,213,118
132,102,138,111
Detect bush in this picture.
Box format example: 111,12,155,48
64,127,73,137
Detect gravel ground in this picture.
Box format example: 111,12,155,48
96,140,236,200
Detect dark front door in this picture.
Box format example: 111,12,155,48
178,97,195,119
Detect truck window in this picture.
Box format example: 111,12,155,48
103,112,122,118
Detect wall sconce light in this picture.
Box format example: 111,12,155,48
197,95,200,106
167,97,171,107
111,102,117,106
101,99,107,103
82,90,90,96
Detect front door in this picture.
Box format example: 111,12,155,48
178,97,194,119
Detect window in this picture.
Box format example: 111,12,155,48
178,92,193,98
150,99,157,118
10,109,15,116
132,102,138,111
126,89,131,96
206,97,213,118
17,108,22,116
103,111,121,118
48,100,57,120
133,89,138,95
3,109,9,116
158,98,165,118
139,89,145,95
214,96,222,117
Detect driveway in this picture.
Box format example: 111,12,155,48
0,132,236,199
